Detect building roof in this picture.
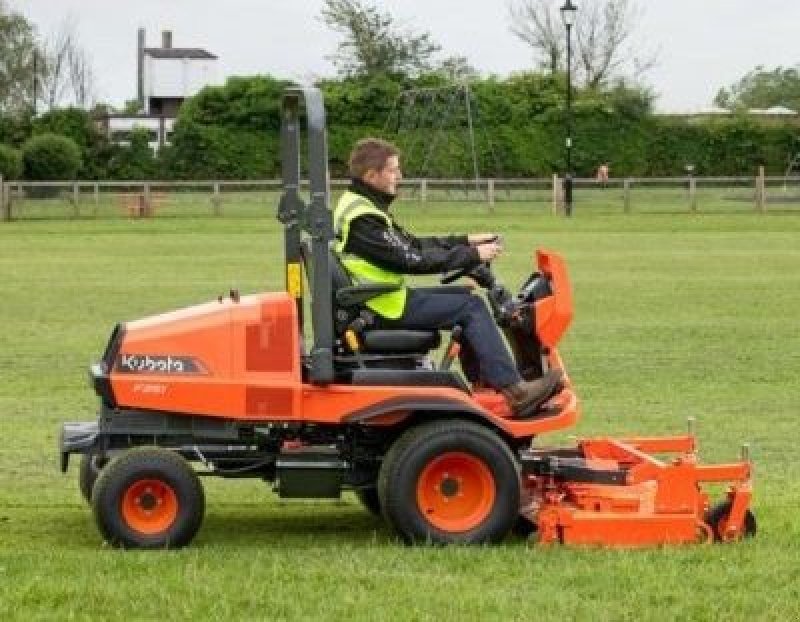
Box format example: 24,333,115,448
144,48,217,60
656,106,729,116
748,106,796,115
658,105,797,117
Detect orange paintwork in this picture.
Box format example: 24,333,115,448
416,452,496,533
122,479,178,536
534,250,574,348
107,249,581,438
526,435,753,547
537,510,702,546
112,293,303,420
717,486,753,541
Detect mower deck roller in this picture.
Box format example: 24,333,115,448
58,86,755,549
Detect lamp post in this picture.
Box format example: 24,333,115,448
560,0,577,217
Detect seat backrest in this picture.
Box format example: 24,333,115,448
300,239,358,333
300,239,352,290
328,248,353,292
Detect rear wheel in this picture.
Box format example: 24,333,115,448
705,500,756,542
79,453,107,503
378,420,519,544
91,447,204,549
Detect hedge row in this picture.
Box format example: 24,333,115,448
1,73,798,180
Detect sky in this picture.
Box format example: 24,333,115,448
12,0,800,112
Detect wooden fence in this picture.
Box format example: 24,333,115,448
2,170,799,221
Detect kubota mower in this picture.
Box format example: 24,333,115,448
59,88,755,549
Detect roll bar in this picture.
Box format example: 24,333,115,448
278,87,334,385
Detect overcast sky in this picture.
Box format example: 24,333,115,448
13,0,800,112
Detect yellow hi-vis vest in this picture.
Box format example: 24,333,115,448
333,190,407,319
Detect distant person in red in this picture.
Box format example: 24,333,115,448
596,162,610,185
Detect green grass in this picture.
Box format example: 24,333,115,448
2,204,800,620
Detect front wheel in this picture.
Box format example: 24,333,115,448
79,453,107,503
91,447,205,549
705,500,756,542
378,420,520,545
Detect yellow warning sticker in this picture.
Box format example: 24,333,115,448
287,262,302,298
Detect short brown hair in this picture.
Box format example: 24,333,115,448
348,138,400,179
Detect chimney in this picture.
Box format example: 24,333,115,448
162,30,172,49
137,28,145,111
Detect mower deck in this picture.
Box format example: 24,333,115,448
520,429,753,546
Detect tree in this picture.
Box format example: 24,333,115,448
162,76,290,179
121,99,143,115
21,133,82,180
320,0,441,78
177,75,290,130
0,143,23,179
714,65,800,112
508,0,656,88
106,128,156,180
508,1,563,75
0,1,42,114
436,56,480,82
32,107,100,148
38,17,96,110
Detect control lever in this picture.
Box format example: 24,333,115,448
439,326,464,371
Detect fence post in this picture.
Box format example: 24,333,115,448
72,182,80,218
552,174,561,215
212,181,221,215
93,183,100,217
143,182,151,217
420,179,427,203
689,175,697,212
623,178,631,213
487,178,495,212
0,176,5,222
755,166,766,212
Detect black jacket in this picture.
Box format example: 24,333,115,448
342,179,481,275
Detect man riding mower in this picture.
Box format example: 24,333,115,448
58,87,755,549
333,136,562,418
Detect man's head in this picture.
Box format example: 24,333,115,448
349,138,402,195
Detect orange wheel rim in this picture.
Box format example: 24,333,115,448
416,452,496,533
121,479,178,535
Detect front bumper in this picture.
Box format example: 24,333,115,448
59,421,99,472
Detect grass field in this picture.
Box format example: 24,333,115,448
1,203,799,620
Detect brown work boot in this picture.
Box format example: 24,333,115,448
500,369,564,420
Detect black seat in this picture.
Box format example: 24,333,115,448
362,330,440,354
299,241,440,355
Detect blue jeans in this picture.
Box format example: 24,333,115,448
376,288,522,389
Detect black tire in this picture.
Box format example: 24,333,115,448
79,453,107,504
355,487,382,517
511,515,537,538
378,419,520,545
91,447,205,549
705,500,757,542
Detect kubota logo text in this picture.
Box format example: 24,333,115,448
116,354,205,374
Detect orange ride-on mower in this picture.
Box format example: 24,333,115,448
59,88,755,549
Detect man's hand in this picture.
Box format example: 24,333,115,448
468,233,499,246
476,242,503,262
